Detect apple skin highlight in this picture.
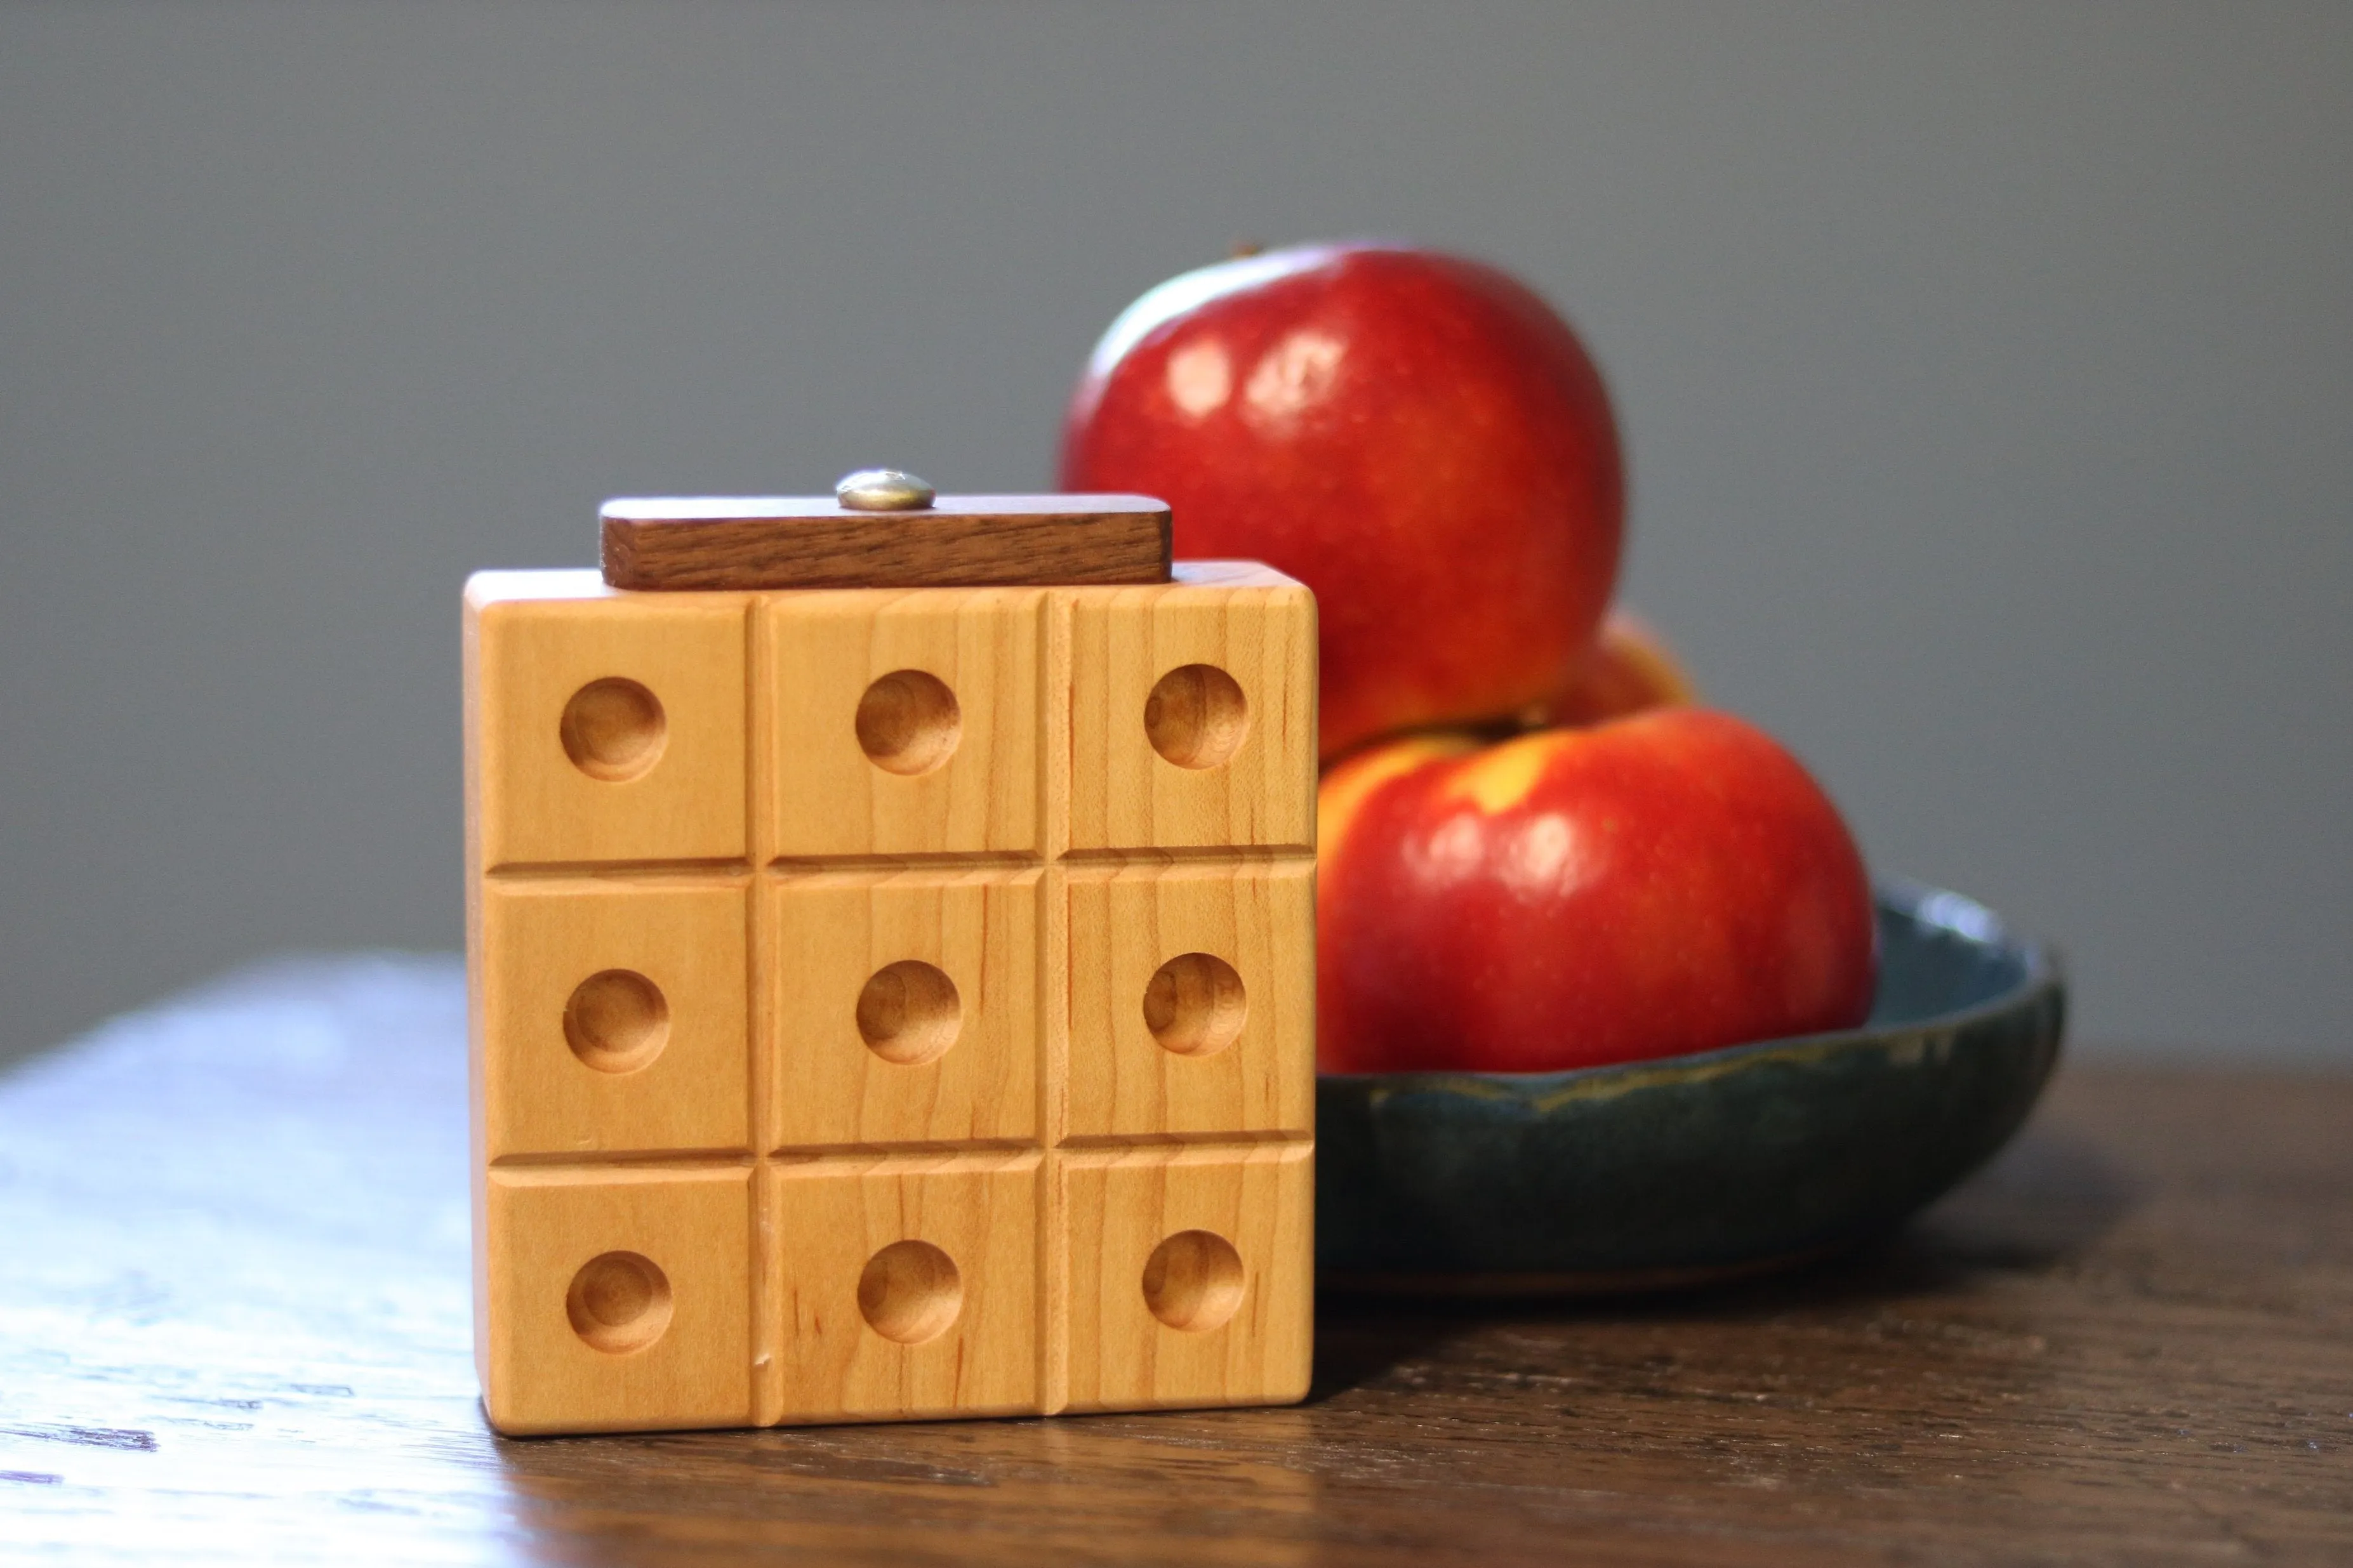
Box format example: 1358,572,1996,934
1316,709,1878,1076
1060,241,1625,761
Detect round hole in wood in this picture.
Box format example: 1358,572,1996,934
1141,1230,1246,1333
854,959,962,1066
857,1239,963,1345
566,1251,673,1354
562,969,670,1074
855,669,962,775
1142,952,1247,1057
1144,664,1249,770
559,676,667,782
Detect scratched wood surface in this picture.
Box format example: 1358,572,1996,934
1,957,2348,1565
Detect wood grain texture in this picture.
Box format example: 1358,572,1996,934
463,565,1318,1435
766,1151,1042,1423
762,866,1040,1150
478,876,750,1159
481,1164,754,1435
755,587,1046,859
1068,561,1317,852
600,494,1172,591
1065,858,1315,1139
465,571,750,868
1059,1142,1314,1413
5,968,2350,1564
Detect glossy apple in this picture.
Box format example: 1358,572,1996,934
1059,240,1624,760
1316,708,1876,1074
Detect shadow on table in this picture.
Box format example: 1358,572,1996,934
1307,1121,2140,1402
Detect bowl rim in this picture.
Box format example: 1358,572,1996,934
1314,878,2065,1104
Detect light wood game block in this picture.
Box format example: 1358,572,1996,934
763,866,1040,1151
480,1166,754,1436
466,511,1315,1437
465,570,748,869
1058,1143,1314,1414
1068,562,1316,853
765,1151,1041,1424
1064,859,1315,1140
479,876,750,1159
755,588,1045,859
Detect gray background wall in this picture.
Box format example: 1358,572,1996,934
2,3,2346,1067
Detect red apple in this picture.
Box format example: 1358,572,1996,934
1317,708,1876,1074
1535,607,1700,728
1059,241,1624,761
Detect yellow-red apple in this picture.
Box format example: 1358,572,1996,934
1317,708,1876,1074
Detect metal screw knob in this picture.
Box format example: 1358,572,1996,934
835,470,936,512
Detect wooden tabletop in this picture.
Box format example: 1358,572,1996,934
1,958,2346,1565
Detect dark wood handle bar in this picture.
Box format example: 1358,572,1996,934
600,493,1173,590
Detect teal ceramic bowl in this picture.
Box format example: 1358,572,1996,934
1316,880,2065,1291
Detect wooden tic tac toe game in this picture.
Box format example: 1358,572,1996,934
462,473,1316,1434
